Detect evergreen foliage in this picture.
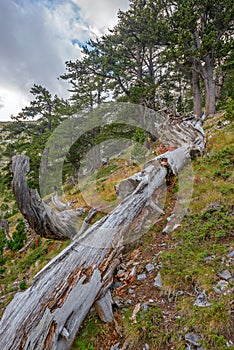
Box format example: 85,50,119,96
7,220,26,252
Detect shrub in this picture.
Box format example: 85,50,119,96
7,219,26,251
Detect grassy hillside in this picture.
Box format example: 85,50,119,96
70,112,233,350
0,111,233,349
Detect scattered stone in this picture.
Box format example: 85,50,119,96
145,263,155,272
185,333,202,346
228,250,234,258
143,344,150,350
137,273,147,281
176,290,184,296
204,255,215,262
218,269,232,280
113,297,124,308
128,288,135,294
12,281,20,287
194,291,212,307
148,299,154,303
110,342,121,350
112,282,122,288
141,302,149,311
226,340,234,347
213,280,229,294
116,269,125,277
217,120,231,129
168,295,174,302
154,272,162,289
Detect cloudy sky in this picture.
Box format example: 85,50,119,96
0,0,129,121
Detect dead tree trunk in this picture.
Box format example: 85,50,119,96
0,115,206,350
11,155,84,240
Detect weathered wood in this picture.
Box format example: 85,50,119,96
11,156,83,240
51,193,71,211
94,288,114,322
0,151,184,350
0,115,206,350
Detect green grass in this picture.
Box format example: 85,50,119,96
70,314,103,350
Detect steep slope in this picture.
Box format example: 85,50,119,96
0,112,233,349
70,113,233,350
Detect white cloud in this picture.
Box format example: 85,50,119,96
0,0,129,121
71,0,129,34
0,87,29,119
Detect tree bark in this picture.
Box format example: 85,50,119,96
202,56,216,116
87,144,102,172
11,155,84,240
191,69,202,118
0,115,206,350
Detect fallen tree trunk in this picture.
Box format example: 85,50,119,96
11,156,85,240
0,115,206,350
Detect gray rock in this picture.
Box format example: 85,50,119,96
194,291,212,307
145,263,155,272
128,288,135,294
204,255,215,262
110,343,121,350
143,344,150,350
113,297,124,308
137,273,147,280
116,269,125,277
218,269,232,280
185,333,202,346
176,290,184,296
213,280,229,294
228,250,234,258
154,272,162,289
112,282,122,288
141,302,149,311
226,340,234,347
